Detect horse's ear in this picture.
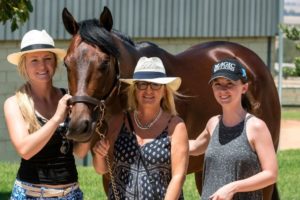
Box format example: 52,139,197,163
99,6,113,31
62,8,79,35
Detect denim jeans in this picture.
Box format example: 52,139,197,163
10,180,83,200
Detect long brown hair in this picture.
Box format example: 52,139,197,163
241,80,260,115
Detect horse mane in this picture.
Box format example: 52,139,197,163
135,41,159,50
111,29,135,46
78,19,120,57
78,19,162,57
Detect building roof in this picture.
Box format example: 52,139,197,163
0,0,279,40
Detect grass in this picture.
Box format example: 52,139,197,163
281,106,300,120
0,107,298,199
277,150,300,200
1,149,299,199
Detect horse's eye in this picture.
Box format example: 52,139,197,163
103,60,109,66
100,60,110,70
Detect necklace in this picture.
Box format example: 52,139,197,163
134,108,162,130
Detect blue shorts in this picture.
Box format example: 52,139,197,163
10,180,83,200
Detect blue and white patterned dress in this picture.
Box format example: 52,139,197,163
109,119,184,200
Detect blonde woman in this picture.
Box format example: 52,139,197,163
4,30,89,199
93,57,189,200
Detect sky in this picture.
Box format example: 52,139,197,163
285,0,300,15
284,0,300,24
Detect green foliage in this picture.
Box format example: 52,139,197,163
294,57,300,76
280,57,300,78
280,24,300,41
282,67,297,78
282,38,300,63
280,24,300,73
0,0,33,31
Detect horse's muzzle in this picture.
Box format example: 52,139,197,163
66,119,95,142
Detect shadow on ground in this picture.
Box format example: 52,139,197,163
0,192,11,199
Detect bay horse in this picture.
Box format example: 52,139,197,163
62,7,280,200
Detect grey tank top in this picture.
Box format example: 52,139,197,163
201,114,262,200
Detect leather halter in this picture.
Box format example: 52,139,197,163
67,59,121,130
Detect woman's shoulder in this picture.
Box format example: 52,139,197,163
4,95,17,108
165,114,185,134
206,115,221,127
170,115,184,124
246,114,270,140
167,115,188,141
4,95,21,118
246,114,272,146
246,114,267,130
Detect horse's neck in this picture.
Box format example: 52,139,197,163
111,34,139,78
112,33,177,78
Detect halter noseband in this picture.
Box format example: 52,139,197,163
67,59,121,136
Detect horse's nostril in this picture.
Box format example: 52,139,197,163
82,120,90,133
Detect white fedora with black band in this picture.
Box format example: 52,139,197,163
7,30,66,65
120,57,181,91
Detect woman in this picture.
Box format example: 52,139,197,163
93,57,189,200
4,30,90,199
189,59,278,200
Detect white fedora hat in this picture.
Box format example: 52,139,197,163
120,57,181,91
7,30,66,65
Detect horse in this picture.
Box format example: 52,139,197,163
62,6,281,200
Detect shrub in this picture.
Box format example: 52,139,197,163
283,67,297,79
294,57,300,76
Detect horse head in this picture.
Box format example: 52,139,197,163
62,7,120,142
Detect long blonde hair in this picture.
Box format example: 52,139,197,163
14,52,58,133
126,84,180,116
16,83,41,133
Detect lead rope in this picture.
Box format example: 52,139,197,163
94,101,119,200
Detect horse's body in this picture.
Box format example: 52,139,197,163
62,7,280,200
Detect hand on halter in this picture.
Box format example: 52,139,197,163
93,139,110,158
52,94,72,124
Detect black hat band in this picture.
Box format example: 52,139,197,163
21,44,55,52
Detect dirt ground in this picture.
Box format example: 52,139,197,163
279,120,300,150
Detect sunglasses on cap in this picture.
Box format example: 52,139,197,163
135,81,163,90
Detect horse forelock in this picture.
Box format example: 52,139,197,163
78,19,119,58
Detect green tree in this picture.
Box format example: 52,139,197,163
280,24,300,51
280,24,300,76
0,0,33,31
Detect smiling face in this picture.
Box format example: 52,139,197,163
23,51,57,82
211,77,248,107
134,81,165,109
